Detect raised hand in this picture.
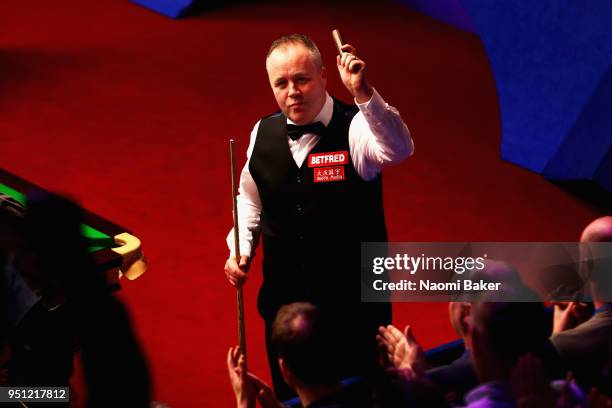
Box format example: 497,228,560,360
552,301,591,333
377,324,429,377
227,346,257,408
247,373,286,408
336,43,374,103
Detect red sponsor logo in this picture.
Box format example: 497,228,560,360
308,151,349,167
314,166,345,183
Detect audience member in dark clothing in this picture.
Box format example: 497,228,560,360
0,252,10,386
0,192,81,392
424,298,479,403
377,260,527,404
465,289,551,407
0,193,30,330
23,192,152,407
551,215,612,392
0,192,152,406
228,302,375,408
8,300,78,388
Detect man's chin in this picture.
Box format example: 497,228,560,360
287,111,313,125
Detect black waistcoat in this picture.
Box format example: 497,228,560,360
249,98,388,319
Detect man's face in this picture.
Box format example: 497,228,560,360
266,44,327,125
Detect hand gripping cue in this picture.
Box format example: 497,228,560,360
333,28,362,75
230,139,247,368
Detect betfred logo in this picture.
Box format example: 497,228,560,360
308,151,349,167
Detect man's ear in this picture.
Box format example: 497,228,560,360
464,314,475,352
321,66,327,82
460,303,471,339
279,357,294,387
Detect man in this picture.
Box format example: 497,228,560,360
23,192,152,406
224,33,413,398
376,260,524,403
1,194,37,331
227,302,374,408
464,294,551,408
551,215,612,390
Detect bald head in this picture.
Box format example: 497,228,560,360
449,260,524,339
471,259,523,287
271,302,341,385
581,216,612,243
579,216,612,303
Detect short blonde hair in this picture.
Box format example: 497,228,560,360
267,34,323,70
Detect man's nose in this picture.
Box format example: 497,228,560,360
288,82,301,98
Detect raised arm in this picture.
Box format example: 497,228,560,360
336,43,414,181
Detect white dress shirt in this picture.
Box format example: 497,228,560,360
227,89,413,257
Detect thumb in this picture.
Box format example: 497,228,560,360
256,389,267,405
239,256,249,269
404,325,416,342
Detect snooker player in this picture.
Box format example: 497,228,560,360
224,33,413,398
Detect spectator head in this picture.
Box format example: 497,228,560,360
579,216,612,303
581,216,612,243
468,285,550,382
449,260,524,342
23,191,100,301
271,302,342,388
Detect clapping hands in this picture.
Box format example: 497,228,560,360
376,324,430,378
227,346,285,408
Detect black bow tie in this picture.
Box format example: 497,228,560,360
287,122,326,141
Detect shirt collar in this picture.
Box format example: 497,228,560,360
286,92,333,127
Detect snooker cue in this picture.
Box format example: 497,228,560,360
332,29,345,56
229,139,247,367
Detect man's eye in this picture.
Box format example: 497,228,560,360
296,77,308,84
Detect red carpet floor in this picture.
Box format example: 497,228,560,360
0,1,605,406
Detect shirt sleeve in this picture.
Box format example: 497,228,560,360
349,88,414,181
226,121,262,258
